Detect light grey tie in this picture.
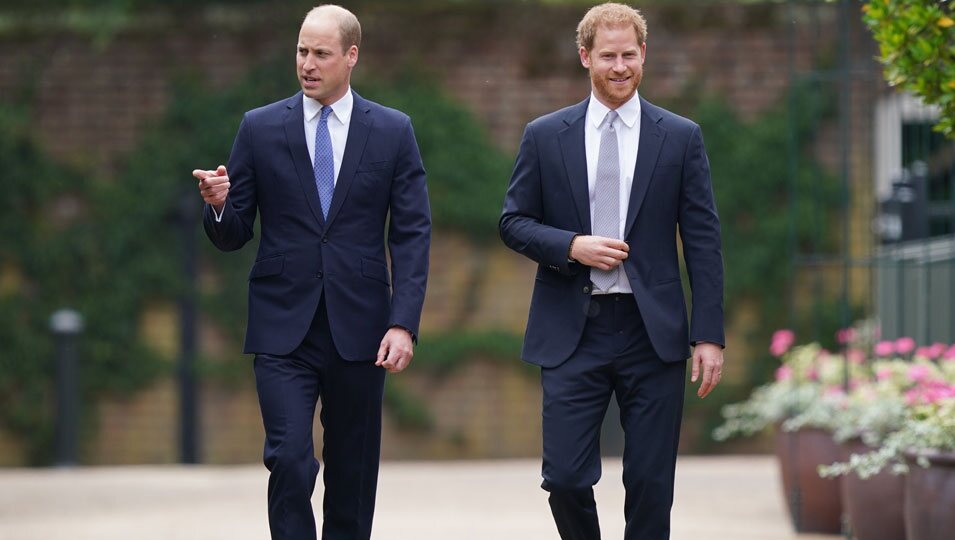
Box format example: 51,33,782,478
591,110,620,292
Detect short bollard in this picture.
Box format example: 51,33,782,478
50,308,83,467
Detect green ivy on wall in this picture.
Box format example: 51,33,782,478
699,82,841,311
0,44,521,460
673,81,844,450
0,104,170,464
121,54,516,340
106,56,518,436
1,36,849,458
361,72,515,328
361,73,513,244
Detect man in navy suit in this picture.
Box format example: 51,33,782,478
500,3,724,539
192,5,430,539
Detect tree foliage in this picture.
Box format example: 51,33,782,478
863,0,955,137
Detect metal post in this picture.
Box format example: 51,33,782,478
838,0,852,393
785,0,800,530
51,308,83,466
178,190,201,464
911,162,932,346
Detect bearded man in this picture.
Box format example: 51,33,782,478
499,3,725,539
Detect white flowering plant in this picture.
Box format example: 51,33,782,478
715,324,955,480
713,332,865,441
714,324,955,447
828,381,907,446
820,397,955,479
819,354,955,479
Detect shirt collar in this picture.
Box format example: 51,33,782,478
303,87,354,125
587,90,641,129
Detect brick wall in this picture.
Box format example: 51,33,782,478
0,1,882,464
76,354,544,465
1,3,839,173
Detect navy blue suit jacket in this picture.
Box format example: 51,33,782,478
500,97,723,367
203,91,431,361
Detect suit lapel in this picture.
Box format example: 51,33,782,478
324,91,371,230
557,99,591,234
624,98,665,238
283,92,326,228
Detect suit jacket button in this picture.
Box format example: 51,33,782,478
322,237,328,244
582,285,591,294
317,271,324,279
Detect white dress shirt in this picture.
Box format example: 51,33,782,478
303,88,353,185
584,91,641,294
214,89,354,222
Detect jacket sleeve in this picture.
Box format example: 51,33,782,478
499,122,579,276
202,113,257,252
678,123,725,347
386,117,431,339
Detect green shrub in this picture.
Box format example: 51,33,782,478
863,0,955,137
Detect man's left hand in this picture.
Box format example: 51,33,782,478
691,342,723,399
376,327,414,373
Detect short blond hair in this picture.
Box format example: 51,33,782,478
576,2,647,51
304,4,362,52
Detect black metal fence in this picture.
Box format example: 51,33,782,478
788,0,955,346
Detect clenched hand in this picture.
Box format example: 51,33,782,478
569,235,629,270
376,327,414,374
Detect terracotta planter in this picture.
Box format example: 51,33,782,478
904,451,955,540
774,427,843,534
839,439,906,540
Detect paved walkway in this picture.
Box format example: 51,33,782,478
0,456,837,540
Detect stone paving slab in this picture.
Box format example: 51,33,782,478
0,456,838,540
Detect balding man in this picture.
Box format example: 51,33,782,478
193,5,430,539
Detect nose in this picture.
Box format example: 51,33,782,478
302,53,317,71
612,58,627,72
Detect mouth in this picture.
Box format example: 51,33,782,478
302,75,321,86
609,76,631,84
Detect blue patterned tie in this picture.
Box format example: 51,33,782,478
313,106,335,219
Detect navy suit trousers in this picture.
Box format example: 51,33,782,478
541,294,686,540
254,299,385,540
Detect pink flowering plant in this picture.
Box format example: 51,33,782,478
781,347,871,435
715,320,955,454
714,332,865,441
823,358,941,447
820,355,955,479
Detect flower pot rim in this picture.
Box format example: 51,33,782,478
838,438,877,451
776,424,831,435
903,449,955,466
